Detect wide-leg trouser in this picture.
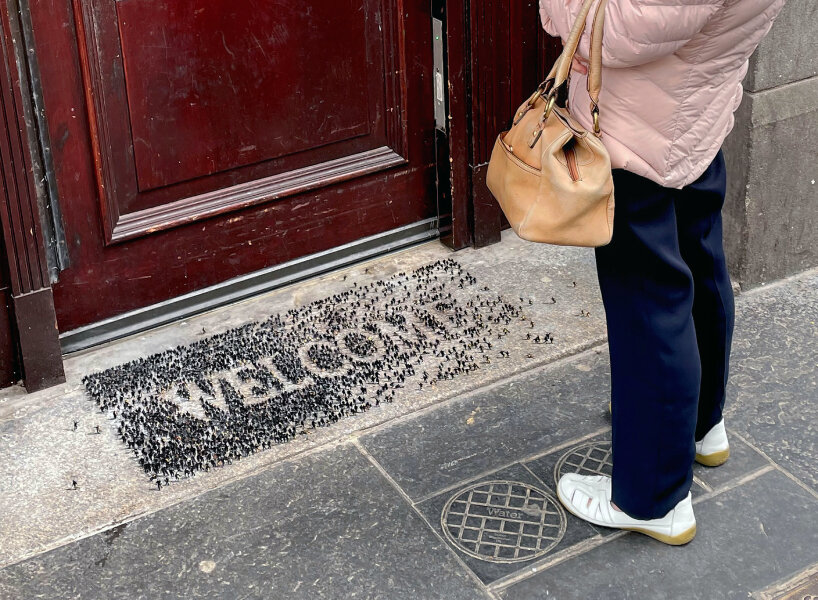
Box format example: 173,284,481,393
594,150,735,520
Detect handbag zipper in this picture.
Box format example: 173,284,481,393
565,143,580,181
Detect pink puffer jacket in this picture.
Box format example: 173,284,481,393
538,0,785,188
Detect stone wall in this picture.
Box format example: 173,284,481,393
722,0,818,289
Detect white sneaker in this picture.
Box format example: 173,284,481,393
695,418,730,466
556,473,697,545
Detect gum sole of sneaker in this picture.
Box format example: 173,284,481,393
624,523,697,546
556,486,697,546
695,448,730,467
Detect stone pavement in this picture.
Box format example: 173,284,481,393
1,233,817,599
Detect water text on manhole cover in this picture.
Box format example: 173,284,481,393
440,480,566,563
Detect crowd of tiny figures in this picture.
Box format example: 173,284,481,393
82,259,561,490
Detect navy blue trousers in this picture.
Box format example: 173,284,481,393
595,150,735,520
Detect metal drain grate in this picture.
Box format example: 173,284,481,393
440,480,566,563
554,440,613,484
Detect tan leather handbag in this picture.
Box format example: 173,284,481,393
486,0,614,247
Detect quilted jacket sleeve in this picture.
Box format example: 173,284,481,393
539,0,725,68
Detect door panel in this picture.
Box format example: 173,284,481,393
30,0,435,332
118,0,372,192
75,0,409,243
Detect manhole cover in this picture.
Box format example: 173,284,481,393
554,440,613,484
440,480,566,563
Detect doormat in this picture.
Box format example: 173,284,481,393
83,259,548,484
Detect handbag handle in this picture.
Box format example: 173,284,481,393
543,0,608,134
586,0,608,133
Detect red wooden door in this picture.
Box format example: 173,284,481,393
30,1,436,334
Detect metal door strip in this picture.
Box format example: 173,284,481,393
60,218,439,354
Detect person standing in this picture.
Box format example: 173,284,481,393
537,0,786,544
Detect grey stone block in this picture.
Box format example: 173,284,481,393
499,470,818,600
723,75,818,288
724,270,818,491
0,444,490,600
359,348,612,501
723,96,752,281
744,0,818,92
691,432,770,492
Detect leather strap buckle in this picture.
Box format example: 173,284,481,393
543,93,557,121
591,105,600,136
514,78,554,126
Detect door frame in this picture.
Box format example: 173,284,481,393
443,0,559,250
0,0,555,391
0,0,65,391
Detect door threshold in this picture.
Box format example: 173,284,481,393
60,218,439,354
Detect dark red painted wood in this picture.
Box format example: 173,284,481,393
13,287,63,392
0,0,64,390
117,0,371,192
445,0,559,248
22,0,560,340
73,0,411,243
444,0,474,250
0,6,49,294
468,0,559,246
28,0,437,332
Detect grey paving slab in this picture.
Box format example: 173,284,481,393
360,347,612,501
0,444,490,600
692,430,771,491
498,469,818,600
723,271,818,492
415,463,599,585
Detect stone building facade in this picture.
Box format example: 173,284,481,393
723,0,818,288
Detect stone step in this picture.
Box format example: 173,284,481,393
0,231,606,568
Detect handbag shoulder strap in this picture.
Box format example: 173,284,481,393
586,0,607,133
552,0,597,88
545,0,608,134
